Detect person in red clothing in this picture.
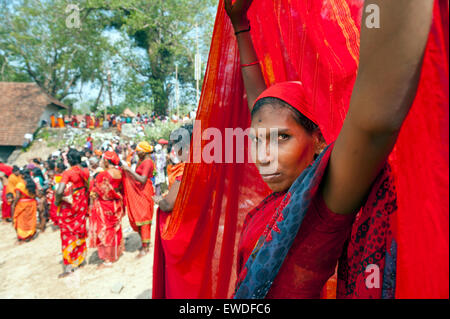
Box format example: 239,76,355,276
55,149,89,278
11,169,37,243
225,0,435,299
0,162,13,222
122,141,155,258
86,134,94,152
0,162,13,177
2,165,21,222
70,116,78,128
88,151,125,268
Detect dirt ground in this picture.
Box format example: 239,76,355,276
0,213,156,299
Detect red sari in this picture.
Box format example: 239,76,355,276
153,0,449,299
1,188,11,219
58,166,89,267
3,173,20,220
236,191,355,299
153,163,187,298
123,159,155,246
1,164,12,219
88,170,124,263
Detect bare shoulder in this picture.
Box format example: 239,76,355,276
109,168,123,180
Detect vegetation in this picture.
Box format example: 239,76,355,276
0,0,216,115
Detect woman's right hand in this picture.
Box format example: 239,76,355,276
224,0,253,31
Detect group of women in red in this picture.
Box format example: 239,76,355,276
1,140,158,278
52,142,157,277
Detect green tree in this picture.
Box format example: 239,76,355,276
0,0,108,114
87,0,216,115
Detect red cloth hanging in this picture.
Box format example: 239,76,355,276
390,0,449,299
153,0,449,299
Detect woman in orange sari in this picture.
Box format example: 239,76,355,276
88,151,125,268
122,141,155,258
57,114,65,128
11,170,37,243
55,149,89,278
3,166,21,221
50,114,56,128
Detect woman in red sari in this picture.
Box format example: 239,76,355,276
153,126,190,298
11,170,37,243
225,0,435,299
55,149,89,278
2,166,21,222
122,141,155,258
88,151,125,268
0,163,13,222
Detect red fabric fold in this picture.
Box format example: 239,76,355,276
390,0,449,298
153,0,448,299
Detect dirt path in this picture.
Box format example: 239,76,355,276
0,214,156,299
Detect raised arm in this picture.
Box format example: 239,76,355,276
121,161,150,185
322,0,434,215
224,0,267,110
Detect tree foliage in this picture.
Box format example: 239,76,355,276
0,0,216,116
0,0,112,113
86,0,216,115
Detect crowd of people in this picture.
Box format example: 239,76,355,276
0,123,192,278
47,111,196,131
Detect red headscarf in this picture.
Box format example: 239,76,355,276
253,81,318,125
103,151,119,166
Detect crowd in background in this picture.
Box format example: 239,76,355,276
46,110,196,130
0,123,191,277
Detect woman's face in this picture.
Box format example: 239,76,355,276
250,105,318,193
